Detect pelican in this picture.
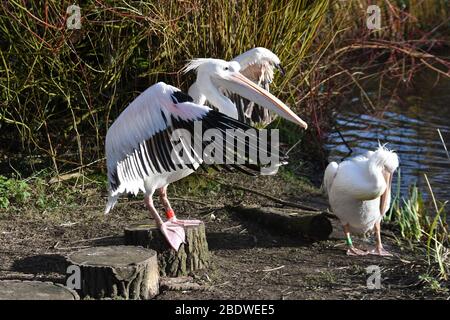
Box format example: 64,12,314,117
105,58,308,251
323,145,399,256
188,47,284,127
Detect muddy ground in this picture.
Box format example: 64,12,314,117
0,172,448,300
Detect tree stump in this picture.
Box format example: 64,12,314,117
0,280,79,300
228,205,333,241
65,245,159,300
124,221,210,277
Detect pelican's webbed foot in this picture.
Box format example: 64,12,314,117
346,247,368,256
369,246,393,257
169,218,203,227
166,209,202,227
160,221,186,251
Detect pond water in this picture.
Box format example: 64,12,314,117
325,70,450,202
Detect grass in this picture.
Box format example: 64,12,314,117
0,175,31,209
278,166,321,196
386,170,449,282
0,0,329,175
304,270,337,288
0,171,101,220
382,116,449,286
419,274,449,294
386,170,425,241
1,0,449,180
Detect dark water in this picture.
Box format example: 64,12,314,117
325,71,450,202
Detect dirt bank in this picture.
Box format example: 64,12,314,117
0,171,447,299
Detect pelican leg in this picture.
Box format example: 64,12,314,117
343,224,368,256
144,193,185,251
158,186,202,227
369,220,393,257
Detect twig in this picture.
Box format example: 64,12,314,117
221,225,243,232
285,139,302,156
437,128,449,160
53,243,91,251
211,281,230,288
49,172,82,184
48,158,105,184
203,175,320,212
99,196,210,209
262,265,285,272
69,235,119,244
424,174,440,216
59,222,79,227
335,124,353,161
198,206,224,215
160,277,205,291
420,58,450,78
169,196,209,206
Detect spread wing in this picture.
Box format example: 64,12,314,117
105,82,285,197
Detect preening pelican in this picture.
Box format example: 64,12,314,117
105,58,307,251
323,145,399,256
188,47,284,127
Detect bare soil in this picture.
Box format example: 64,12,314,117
0,172,447,299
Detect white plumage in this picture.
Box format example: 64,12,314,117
104,82,208,213
232,47,281,87
105,83,206,195
324,145,399,256
188,47,284,126
104,58,307,251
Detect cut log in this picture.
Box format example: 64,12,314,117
0,280,79,300
124,221,209,277
65,245,159,300
228,205,333,240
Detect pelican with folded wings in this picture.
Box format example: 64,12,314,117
323,145,399,256
104,58,307,251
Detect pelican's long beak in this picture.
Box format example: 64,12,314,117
216,71,308,129
380,170,392,216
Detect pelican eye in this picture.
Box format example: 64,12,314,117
224,67,229,71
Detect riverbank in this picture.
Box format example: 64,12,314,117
0,164,448,299
1,0,449,299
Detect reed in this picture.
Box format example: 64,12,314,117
386,170,449,280
0,0,448,178
0,0,329,175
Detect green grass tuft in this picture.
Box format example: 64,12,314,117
0,175,31,209
386,170,449,281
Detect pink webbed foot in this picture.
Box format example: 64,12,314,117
346,247,368,256
160,221,186,251
369,246,393,257
170,218,203,226
166,209,202,227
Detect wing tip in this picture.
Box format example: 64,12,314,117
104,194,118,214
